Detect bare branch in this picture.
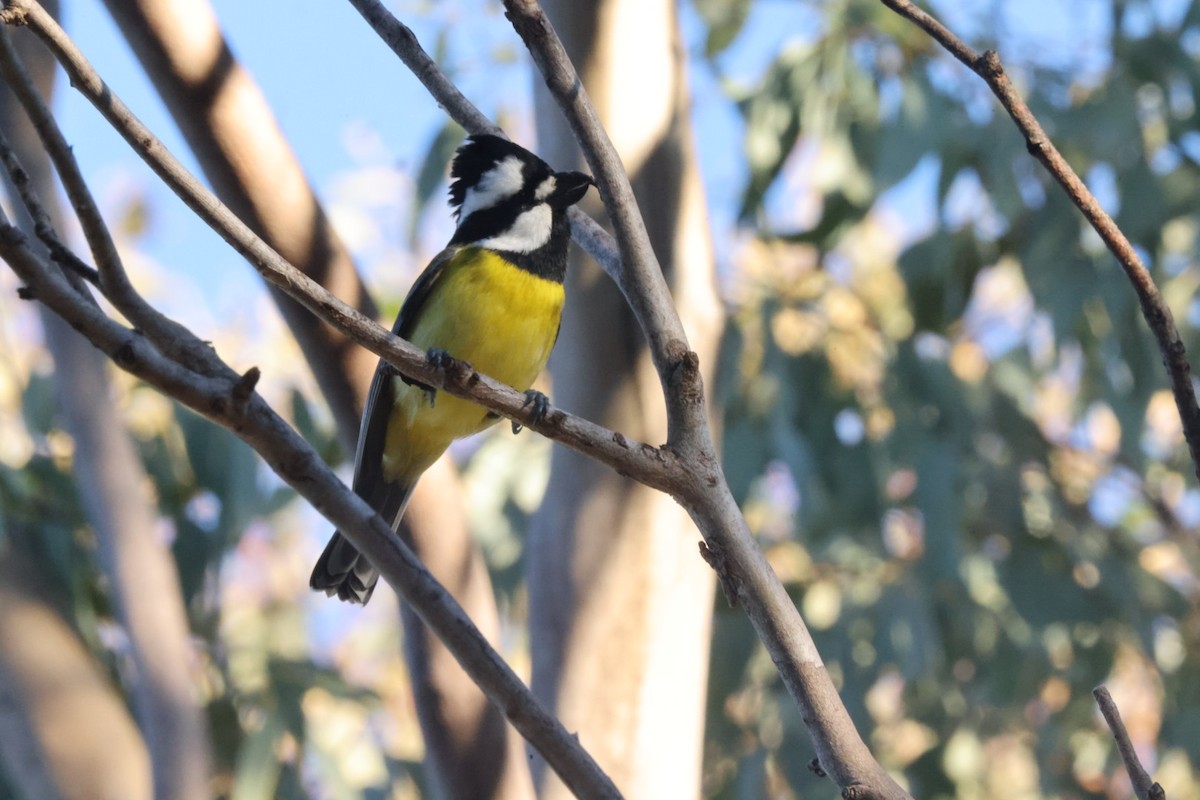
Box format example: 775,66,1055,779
345,0,498,135
0,125,99,287
499,3,908,797
0,24,223,377
0,16,212,797
502,1,692,397
878,0,1200,483
2,0,680,490
342,0,623,284
2,0,907,794
1093,687,1166,800
0,222,624,800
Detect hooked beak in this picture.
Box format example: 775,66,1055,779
547,171,594,209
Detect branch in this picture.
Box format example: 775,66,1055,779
2,0,907,794
1093,687,1166,800
878,0,1200,483
99,0,379,450
502,3,907,797
503,1,694,410
1,0,677,489
0,221,623,800
342,0,624,284
0,124,98,287
0,24,223,377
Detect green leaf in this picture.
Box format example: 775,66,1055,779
693,0,751,57
21,371,57,436
230,705,285,800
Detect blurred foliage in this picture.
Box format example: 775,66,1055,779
703,0,1200,797
4,0,1200,798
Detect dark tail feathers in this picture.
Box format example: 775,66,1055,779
311,481,416,605
310,532,379,605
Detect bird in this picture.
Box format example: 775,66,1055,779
310,134,594,604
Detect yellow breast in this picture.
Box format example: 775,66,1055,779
381,247,565,481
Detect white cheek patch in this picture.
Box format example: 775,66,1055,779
476,204,553,253
459,156,525,219
534,176,557,201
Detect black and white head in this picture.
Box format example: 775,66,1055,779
448,135,593,275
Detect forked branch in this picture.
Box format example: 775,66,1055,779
879,0,1200,483
0,0,912,795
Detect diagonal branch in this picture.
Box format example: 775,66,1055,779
0,0,677,492
1093,686,1166,800
342,0,623,283
0,24,223,377
0,219,624,800
502,2,908,797
3,0,909,795
0,124,98,288
878,0,1200,483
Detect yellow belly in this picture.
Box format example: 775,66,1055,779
381,248,564,482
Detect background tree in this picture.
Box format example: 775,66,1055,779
527,0,720,796
0,0,1198,798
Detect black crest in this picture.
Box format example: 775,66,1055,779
447,134,552,219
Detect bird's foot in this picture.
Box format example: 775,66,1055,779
512,389,550,434
423,348,454,406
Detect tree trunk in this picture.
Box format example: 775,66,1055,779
0,550,153,800
530,1,723,796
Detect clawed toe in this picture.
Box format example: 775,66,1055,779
513,389,550,434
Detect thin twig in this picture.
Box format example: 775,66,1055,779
344,0,498,135
0,123,100,287
341,0,624,285
0,220,624,800
878,0,1200,483
0,0,682,493
1093,686,1166,800
0,24,223,377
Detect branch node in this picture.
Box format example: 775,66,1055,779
808,757,828,778
232,366,261,406
449,359,476,390
664,340,703,404
113,341,137,367
0,7,28,26
698,540,739,607
979,49,1003,78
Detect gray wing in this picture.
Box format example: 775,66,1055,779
351,244,461,493
310,246,461,604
